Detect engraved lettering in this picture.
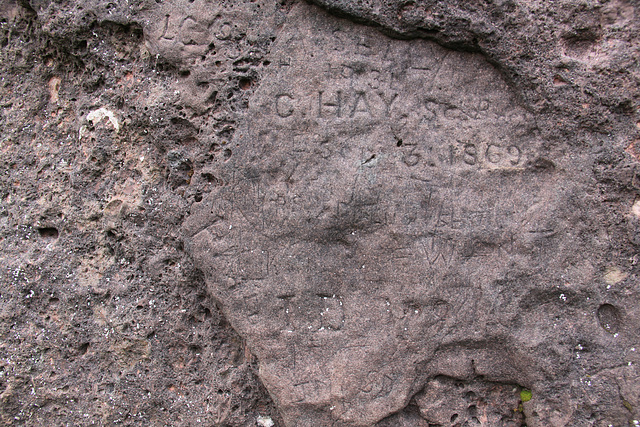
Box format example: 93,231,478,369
434,204,461,229
246,293,261,318
159,15,171,40
279,58,291,68
317,90,342,118
342,65,354,78
486,143,502,164
377,91,398,115
402,146,421,166
399,299,448,341
275,94,294,118
184,6,555,422
420,234,456,266
350,91,372,117
422,100,439,122
359,372,396,399
508,145,521,165
180,17,206,45
331,29,348,52
463,143,478,165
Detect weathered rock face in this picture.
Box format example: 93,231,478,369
1,0,640,425
184,2,640,426
0,0,285,425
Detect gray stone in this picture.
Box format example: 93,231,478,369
0,0,285,425
185,2,640,426
1,0,639,425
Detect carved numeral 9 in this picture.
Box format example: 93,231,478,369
507,145,521,165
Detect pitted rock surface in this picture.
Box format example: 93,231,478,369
0,0,286,425
2,0,640,425
184,3,640,426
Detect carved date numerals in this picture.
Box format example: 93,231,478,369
400,141,523,169
462,142,521,166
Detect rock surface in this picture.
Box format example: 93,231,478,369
0,0,285,425
185,2,640,426
1,0,640,426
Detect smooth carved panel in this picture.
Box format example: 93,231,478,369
184,3,587,426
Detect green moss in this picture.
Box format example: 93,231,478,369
520,389,533,402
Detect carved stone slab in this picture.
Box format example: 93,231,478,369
184,3,638,425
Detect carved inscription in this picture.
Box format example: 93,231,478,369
185,3,559,426
145,6,250,63
270,88,534,171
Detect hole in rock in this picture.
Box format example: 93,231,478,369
38,227,58,239
78,342,90,356
206,91,218,105
597,303,621,334
239,78,252,90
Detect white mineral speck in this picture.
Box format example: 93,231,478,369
86,107,120,132
257,416,274,427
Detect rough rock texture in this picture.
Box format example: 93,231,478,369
1,0,639,426
0,0,285,425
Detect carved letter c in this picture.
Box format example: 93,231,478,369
275,94,294,118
